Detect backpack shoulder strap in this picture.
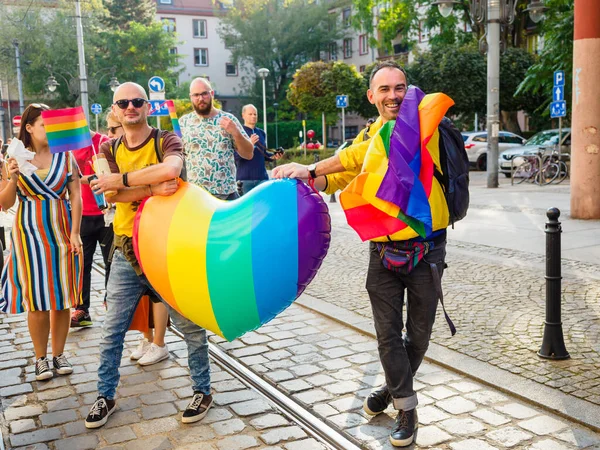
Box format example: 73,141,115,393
111,136,124,160
154,129,164,162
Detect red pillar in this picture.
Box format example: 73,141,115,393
570,0,600,219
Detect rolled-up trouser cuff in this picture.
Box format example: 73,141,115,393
393,394,418,411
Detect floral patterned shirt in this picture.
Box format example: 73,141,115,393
180,110,248,195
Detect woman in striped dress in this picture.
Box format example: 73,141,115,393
0,104,83,381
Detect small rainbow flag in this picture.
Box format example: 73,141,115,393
41,106,92,154
166,100,181,137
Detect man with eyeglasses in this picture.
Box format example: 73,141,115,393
180,77,253,200
85,82,215,429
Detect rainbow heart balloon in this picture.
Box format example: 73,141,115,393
132,179,331,341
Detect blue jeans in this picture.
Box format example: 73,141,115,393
365,238,446,411
97,250,210,399
239,180,264,195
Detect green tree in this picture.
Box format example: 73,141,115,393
516,0,574,119
100,0,156,30
218,0,345,104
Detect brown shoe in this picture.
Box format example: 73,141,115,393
182,392,213,423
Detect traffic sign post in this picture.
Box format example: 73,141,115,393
91,103,102,132
148,76,166,129
551,71,566,157
12,115,21,136
148,101,170,117
336,95,348,144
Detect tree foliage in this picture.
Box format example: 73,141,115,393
0,1,180,110
516,0,574,117
218,0,344,104
99,0,156,30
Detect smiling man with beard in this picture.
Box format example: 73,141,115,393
273,61,453,447
180,77,253,200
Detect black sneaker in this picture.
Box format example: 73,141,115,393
390,408,418,447
52,353,73,375
182,392,213,424
85,396,116,429
363,384,392,415
71,309,92,327
35,357,53,381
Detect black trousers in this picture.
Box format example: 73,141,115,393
78,215,113,313
366,239,446,411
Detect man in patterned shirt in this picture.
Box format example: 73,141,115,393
180,77,253,199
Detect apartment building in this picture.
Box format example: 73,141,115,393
155,0,248,114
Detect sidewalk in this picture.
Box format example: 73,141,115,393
304,172,600,430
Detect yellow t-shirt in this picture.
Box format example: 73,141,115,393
100,129,184,238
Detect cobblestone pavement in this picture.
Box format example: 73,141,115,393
305,196,600,408
2,272,600,450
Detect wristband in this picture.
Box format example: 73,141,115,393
122,172,130,188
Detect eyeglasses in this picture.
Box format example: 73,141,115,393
190,91,212,99
108,125,123,134
114,98,148,110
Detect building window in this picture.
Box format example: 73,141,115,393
342,7,351,28
169,47,178,55
159,0,172,3
161,18,176,33
225,63,238,76
359,65,366,73
193,19,207,38
194,48,209,66
346,126,358,139
359,34,368,55
343,38,352,59
419,21,429,42
329,42,338,61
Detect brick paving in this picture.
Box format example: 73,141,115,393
305,208,600,407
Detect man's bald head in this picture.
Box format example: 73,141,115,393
112,82,148,103
190,77,212,93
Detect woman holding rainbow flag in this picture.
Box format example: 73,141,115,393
0,103,83,381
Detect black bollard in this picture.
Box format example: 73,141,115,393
538,207,570,360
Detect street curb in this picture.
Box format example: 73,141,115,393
297,293,600,433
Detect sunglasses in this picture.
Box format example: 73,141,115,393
108,125,122,134
22,103,50,125
114,98,148,110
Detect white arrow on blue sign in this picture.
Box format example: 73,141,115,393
90,103,102,115
554,70,565,87
149,100,170,117
336,95,348,108
550,101,566,118
553,85,564,102
148,76,165,93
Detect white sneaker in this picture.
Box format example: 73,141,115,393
138,343,169,366
130,338,151,360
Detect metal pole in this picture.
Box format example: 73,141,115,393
12,40,24,114
95,114,99,132
538,208,570,359
341,107,345,143
558,117,562,158
486,0,500,188
156,116,161,130
322,112,326,149
262,78,268,148
75,0,90,124
0,79,5,143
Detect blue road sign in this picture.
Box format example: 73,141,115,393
554,71,565,87
148,100,169,117
91,103,102,115
336,95,348,108
550,101,566,118
148,76,165,93
553,85,564,102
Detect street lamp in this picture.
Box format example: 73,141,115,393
257,68,270,148
432,0,545,188
45,66,120,98
273,102,279,149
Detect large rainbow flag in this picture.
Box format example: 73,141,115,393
339,87,454,241
165,100,181,137
41,106,93,154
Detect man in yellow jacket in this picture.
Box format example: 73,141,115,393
273,61,449,448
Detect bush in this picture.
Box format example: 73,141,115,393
275,148,336,166
266,120,324,149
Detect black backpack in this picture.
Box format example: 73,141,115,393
111,128,187,181
434,118,470,226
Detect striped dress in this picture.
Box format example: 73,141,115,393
0,151,82,313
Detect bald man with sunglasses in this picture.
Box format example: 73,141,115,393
86,82,215,429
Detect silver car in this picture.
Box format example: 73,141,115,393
462,131,526,171
498,128,571,177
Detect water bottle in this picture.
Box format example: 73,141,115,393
89,174,108,210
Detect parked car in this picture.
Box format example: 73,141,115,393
498,128,571,177
461,131,526,171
